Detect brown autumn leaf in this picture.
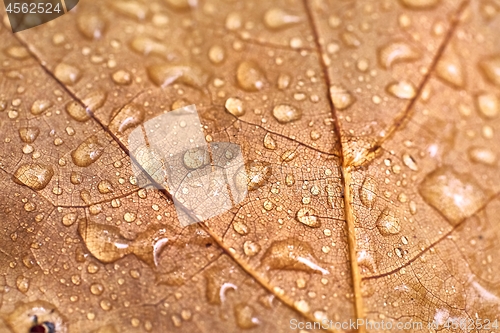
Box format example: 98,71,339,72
1,0,500,332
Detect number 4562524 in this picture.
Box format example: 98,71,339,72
6,2,62,14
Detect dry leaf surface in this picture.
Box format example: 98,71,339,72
1,0,500,332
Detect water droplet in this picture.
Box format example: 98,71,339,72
387,81,416,99
340,32,361,48
281,150,296,162
130,36,174,59
83,90,107,113
208,45,225,64
479,55,500,87
234,161,272,192
30,100,52,115
66,101,90,122
98,180,114,194
263,133,277,150
272,104,302,123
330,85,355,110
54,63,81,85
62,213,78,226
183,147,210,170
278,74,291,90
164,0,197,10
398,0,441,9
436,51,465,88
16,275,29,293
225,97,245,117
70,171,83,184
359,177,377,208
234,304,260,329
402,153,418,171
111,1,148,20
109,103,145,134
147,65,208,88
233,221,249,235
71,135,105,167
475,92,499,119
13,163,54,190
100,299,112,311
294,299,310,313
419,166,488,225
77,13,106,39
225,12,242,30
5,46,30,59
236,61,267,92
285,174,295,186
376,209,401,236
378,42,420,68
296,207,321,228
467,146,497,166
243,240,261,256
261,238,329,274
18,127,40,143
263,8,300,29
90,282,104,295
112,70,132,85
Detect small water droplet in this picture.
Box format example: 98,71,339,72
66,101,90,122
419,166,488,225
281,150,296,162
340,32,361,48
330,85,356,110
243,240,261,256
98,180,114,194
234,304,260,329
277,74,291,90
436,51,465,88
376,209,401,236
467,146,497,166
378,42,420,69
236,61,267,92
71,135,105,167
263,133,277,150
359,177,377,208
225,12,242,31
294,299,310,313
296,207,321,228
54,63,81,85
225,97,245,117
402,153,418,171
70,171,83,184
16,275,30,293
386,81,416,99
285,174,295,186
130,36,174,58
263,8,300,29
18,127,40,143
479,55,500,87
31,100,53,115
272,104,302,123
208,45,225,64
109,103,145,134
398,0,441,9
90,282,104,295
233,221,249,235
475,92,499,119
112,70,133,85
77,13,106,39
234,161,272,192
62,213,78,226
13,163,54,190
147,65,208,88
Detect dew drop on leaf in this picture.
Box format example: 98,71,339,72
263,8,300,30
378,42,420,69
436,51,465,88
30,100,53,115
109,103,145,134
111,1,148,20
296,207,321,228
329,85,355,110
479,55,500,87
77,13,106,40
62,213,78,227
234,161,272,192
13,163,54,190
18,127,40,143
208,45,225,64
359,177,377,208
467,146,497,166
147,65,208,88
98,180,114,194
183,147,210,170
16,275,30,293
475,92,499,119
66,101,90,122
234,304,260,329
243,240,261,256
236,61,267,92
376,209,402,236
263,133,277,150
54,63,81,86
225,97,245,117
272,104,302,123
112,70,133,85
386,81,417,99
398,0,441,9
71,135,105,167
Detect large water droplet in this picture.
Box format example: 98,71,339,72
236,61,267,92
376,209,401,236
71,135,105,167
83,90,107,113
296,207,321,228
16,275,29,293
111,1,148,20
398,0,441,9
261,238,329,274
330,85,355,110
475,92,499,119
30,100,52,115
110,103,145,134
77,13,106,39
98,180,114,194
359,177,377,208
419,166,488,225
147,65,208,88
263,8,300,29
13,163,54,190
66,101,90,122
62,212,78,226
479,55,500,87
263,133,277,150
54,63,81,85
225,97,245,117
387,81,416,99
5,46,30,59
378,42,420,69
234,304,260,329
234,161,272,192
272,104,302,123
18,127,40,143
467,146,497,166
243,240,261,256
436,52,465,88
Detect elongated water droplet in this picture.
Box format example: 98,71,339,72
54,63,81,85
13,163,54,190
387,81,416,99
376,209,401,235
237,61,267,92
467,146,497,166
83,90,107,113
399,0,441,9
164,0,197,10
71,135,105,167
110,103,145,134
263,8,300,29
147,65,208,88
66,101,90,122
130,36,174,59
359,177,377,208
98,180,114,194
330,85,355,110
263,133,277,150
234,304,260,329
340,32,361,48
261,238,329,274
479,55,500,87
112,1,148,20
475,92,499,119
31,100,52,115
272,104,302,123
5,46,30,59
436,51,465,88
77,13,106,39
234,161,272,192
378,42,420,69
296,207,321,228
402,153,419,171
18,127,40,143
16,275,29,293
225,97,245,117
112,70,133,85
419,166,487,225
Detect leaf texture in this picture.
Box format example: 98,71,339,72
1,0,500,332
